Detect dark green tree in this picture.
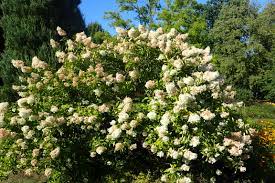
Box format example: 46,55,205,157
248,2,275,101
158,0,208,47
0,0,85,101
86,22,110,44
209,0,271,101
48,0,85,36
205,0,229,29
0,1,3,55
0,0,3,87
87,22,105,36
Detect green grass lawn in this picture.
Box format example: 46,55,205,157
241,102,275,127
241,102,274,157
241,102,275,182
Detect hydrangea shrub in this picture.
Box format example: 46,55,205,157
0,26,256,182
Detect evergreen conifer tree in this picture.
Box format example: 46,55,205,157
0,4,3,55
0,0,85,101
0,0,4,87
86,22,110,44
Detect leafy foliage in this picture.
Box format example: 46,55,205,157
248,2,275,101
209,0,275,101
105,0,161,29
205,0,229,29
158,0,208,47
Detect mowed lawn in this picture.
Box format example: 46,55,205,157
2,102,275,183
241,102,275,180
241,102,275,142
241,102,275,124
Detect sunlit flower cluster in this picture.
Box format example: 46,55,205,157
0,26,256,182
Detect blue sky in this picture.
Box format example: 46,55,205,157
79,0,269,34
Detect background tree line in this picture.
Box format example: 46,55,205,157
0,0,274,102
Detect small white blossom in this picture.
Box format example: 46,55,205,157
50,147,60,159
96,146,107,155
57,26,67,36
183,77,194,86
181,124,188,134
203,71,219,82
32,149,39,157
160,112,171,126
114,143,124,151
25,168,33,176
27,96,35,105
190,136,200,147
173,59,183,69
115,27,127,36
157,151,165,157
177,177,191,183
18,108,32,119
111,128,122,139
183,150,197,160
220,112,229,118
0,102,9,114
166,82,177,95
129,120,138,128
188,113,201,123
129,70,139,80
216,169,222,175
68,107,74,113
200,109,215,120
162,136,169,142
239,166,246,172
147,111,157,120
178,93,194,105
50,39,59,48
161,175,168,182
44,168,52,177
145,80,156,89
115,73,125,83
129,143,137,151
50,106,59,113
118,112,129,123
90,152,96,157
208,157,217,164
228,146,242,156
31,56,48,69
180,164,190,171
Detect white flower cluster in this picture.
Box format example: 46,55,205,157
0,102,8,126
0,26,256,182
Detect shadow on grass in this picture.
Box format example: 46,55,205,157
1,173,47,183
